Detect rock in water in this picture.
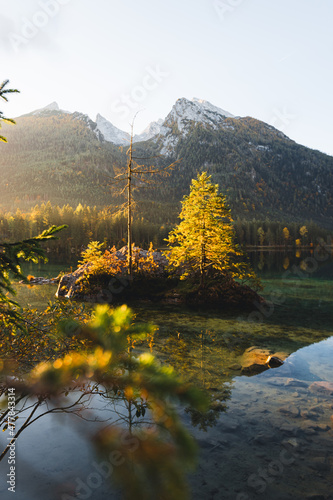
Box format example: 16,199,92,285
267,356,284,368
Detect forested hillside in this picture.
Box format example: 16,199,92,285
1,104,333,228
0,110,123,209
135,117,333,225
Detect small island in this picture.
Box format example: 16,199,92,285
56,173,263,309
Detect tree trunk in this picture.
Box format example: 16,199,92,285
200,219,206,288
127,135,133,277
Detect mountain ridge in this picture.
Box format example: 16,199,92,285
20,97,240,146
1,96,332,226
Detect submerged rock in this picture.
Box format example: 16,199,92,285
309,381,333,395
241,363,269,375
228,363,242,371
267,377,309,388
279,405,300,418
238,347,287,376
267,356,284,368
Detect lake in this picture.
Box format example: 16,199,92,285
1,248,333,499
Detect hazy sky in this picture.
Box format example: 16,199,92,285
1,0,332,154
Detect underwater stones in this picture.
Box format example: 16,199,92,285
228,363,242,371
309,381,333,395
285,379,309,388
267,377,287,386
282,437,300,449
279,424,298,435
309,458,331,472
298,419,331,435
300,409,320,421
241,363,268,375
302,427,318,436
253,432,277,445
279,405,300,418
267,377,309,388
309,405,325,414
219,416,240,432
309,424,331,432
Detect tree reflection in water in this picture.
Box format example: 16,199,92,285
0,305,209,500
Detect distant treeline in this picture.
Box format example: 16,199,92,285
0,203,331,256
0,203,173,255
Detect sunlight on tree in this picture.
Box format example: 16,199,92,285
165,172,257,287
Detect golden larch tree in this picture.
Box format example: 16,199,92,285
166,172,256,287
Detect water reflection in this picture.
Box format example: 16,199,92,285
2,330,331,500
188,337,333,500
247,248,333,278
5,251,333,499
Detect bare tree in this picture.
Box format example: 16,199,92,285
112,117,180,277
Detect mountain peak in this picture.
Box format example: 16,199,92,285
157,97,237,154
33,102,60,114
173,97,234,120
133,118,164,142
190,97,235,118
162,97,236,135
43,101,60,111
25,101,68,117
95,114,130,145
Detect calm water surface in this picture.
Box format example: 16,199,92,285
2,250,333,499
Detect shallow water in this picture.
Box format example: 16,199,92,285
2,250,333,499
186,338,333,500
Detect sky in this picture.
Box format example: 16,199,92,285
1,0,333,155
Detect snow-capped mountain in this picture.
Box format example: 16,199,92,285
95,114,130,145
160,97,235,134
72,112,104,142
29,102,71,116
156,97,237,155
25,97,238,149
133,119,163,142
94,97,236,146
95,115,163,145
3,96,333,223
36,101,60,112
